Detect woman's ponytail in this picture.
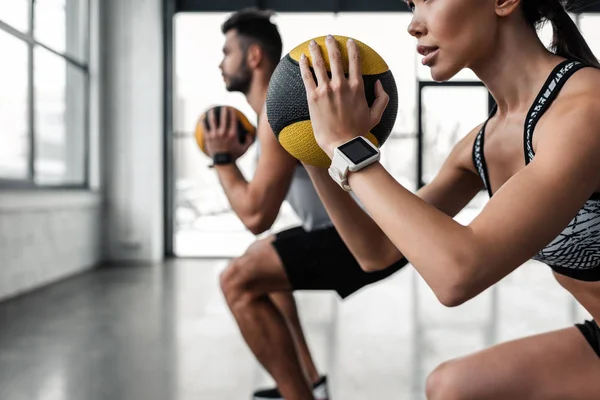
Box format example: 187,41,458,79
522,0,600,67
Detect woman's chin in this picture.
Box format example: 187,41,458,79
429,62,460,83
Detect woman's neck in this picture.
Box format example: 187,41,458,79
472,23,565,117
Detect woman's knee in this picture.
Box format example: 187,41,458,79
426,360,472,400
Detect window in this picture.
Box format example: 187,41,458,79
35,0,88,62
0,1,29,33
171,11,600,257
0,30,29,179
579,14,600,59
0,0,89,187
173,12,419,256
35,46,87,185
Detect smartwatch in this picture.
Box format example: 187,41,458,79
328,136,380,191
210,152,234,168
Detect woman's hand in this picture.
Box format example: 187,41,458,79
299,35,389,158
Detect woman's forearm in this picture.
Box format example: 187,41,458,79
348,162,478,304
304,165,404,271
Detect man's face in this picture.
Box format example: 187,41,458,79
219,30,252,94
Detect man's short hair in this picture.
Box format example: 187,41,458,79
222,8,283,68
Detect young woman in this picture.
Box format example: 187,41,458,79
298,0,600,398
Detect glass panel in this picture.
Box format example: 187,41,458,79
318,13,418,191
35,0,88,62
538,19,555,49
0,0,29,33
173,12,419,256
333,12,416,133
35,0,65,53
580,14,600,59
0,30,29,179
34,46,86,185
174,12,261,257
381,136,417,192
414,86,496,391
422,86,489,184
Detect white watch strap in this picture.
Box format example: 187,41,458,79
328,136,381,192
328,166,351,191
329,150,352,191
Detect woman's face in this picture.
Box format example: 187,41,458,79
407,0,499,81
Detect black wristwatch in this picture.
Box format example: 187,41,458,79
209,152,234,168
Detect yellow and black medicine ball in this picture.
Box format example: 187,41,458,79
266,35,398,168
195,105,256,156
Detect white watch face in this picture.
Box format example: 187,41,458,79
338,137,379,165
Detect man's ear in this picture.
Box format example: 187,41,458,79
246,43,263,69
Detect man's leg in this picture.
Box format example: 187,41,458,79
220,235,319,400
221,225,408,399
269,292,321,384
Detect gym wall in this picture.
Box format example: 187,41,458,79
0,0,166,301
0,0,104,301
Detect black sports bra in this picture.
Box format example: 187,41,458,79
472,60,600,281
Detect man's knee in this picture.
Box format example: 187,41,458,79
220,257,254,304
219,237,276,304
426,360,471,400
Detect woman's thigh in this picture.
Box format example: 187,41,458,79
426,326,600,400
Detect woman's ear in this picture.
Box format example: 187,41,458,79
495,0,521,17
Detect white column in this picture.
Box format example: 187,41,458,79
103,0,164,261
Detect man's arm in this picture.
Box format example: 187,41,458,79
213,107,297,235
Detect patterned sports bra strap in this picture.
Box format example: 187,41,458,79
524,60,587,164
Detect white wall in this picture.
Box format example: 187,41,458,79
0,0,105,301
103,0,164,262
0,0,166,301
0,0,115,300
0,192,103,300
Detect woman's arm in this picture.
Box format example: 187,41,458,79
346,101,600,306
300,36,600,306
305,127,483,272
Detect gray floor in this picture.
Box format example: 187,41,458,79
0,259,591,400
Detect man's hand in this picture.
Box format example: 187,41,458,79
204,106,255,160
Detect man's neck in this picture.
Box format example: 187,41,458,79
244,73,270,115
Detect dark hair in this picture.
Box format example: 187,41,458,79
221,8,283,70
522,0,600,67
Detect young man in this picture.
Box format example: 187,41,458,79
203,9,407,400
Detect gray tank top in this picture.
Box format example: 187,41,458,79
254,138,332,232
285,163,333,232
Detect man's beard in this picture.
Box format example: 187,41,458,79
225,60,252,94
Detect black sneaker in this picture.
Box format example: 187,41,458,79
252,376,329,400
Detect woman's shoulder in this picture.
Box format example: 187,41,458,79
543,66,600,125
536,66,600,152
558,65,600,105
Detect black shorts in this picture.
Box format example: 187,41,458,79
272,226,408,299
576,320,600,357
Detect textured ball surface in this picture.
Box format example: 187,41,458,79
195,106,256,156
267,35,398,168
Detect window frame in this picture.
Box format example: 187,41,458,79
0,0,91,189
